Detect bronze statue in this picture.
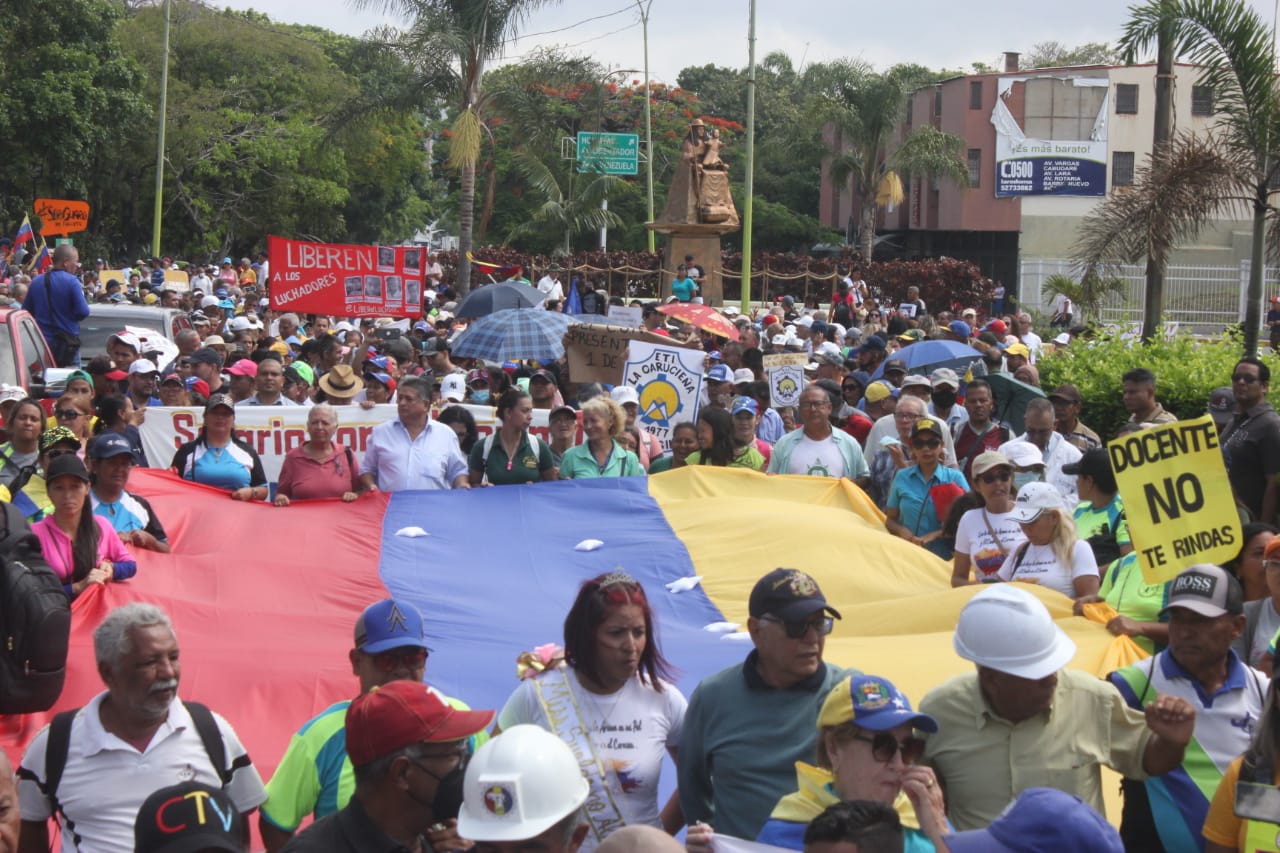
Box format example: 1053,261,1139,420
657,118,739,228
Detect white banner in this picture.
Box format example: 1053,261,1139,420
139,403,572,484
623,341,704,451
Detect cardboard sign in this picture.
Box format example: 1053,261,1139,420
607,305,644,328
99,269,190,292
1109,415,1240,583
34,199,90,236
762,353,808,368
624,341,705,451
565,325,633,385
768,365,805,408
267,235,425,319
139,402,573,486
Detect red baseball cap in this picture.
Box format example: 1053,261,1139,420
345,681,495,767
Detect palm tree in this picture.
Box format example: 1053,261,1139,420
1079,0,1280,355
810,61,969,262
352,0,560,296
1042,272,1128,324
506,153,626,253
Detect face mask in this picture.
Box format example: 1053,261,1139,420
432,766,467,820
931,390,957,409
1013,470,1043,491
471,390,490,404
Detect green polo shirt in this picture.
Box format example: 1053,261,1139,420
469,432,554,485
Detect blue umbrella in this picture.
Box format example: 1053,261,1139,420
869,339,984,379
449,309,576,362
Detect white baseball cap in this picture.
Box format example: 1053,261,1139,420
440,373,466,403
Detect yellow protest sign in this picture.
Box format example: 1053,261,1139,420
1109,415,1240,584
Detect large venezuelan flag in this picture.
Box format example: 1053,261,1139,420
0,468,1137,822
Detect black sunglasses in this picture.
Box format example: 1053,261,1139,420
912,439,941,450
978,470,1012,484
759,614,834,639
854,731,926,765
55,410,83,420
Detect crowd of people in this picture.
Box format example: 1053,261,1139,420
6,247,1280,851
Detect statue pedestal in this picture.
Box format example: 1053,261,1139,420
648,222,736,306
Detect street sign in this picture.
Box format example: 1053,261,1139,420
576,132,639,175
54,238,73,246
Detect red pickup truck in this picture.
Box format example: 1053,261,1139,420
0,307,57,398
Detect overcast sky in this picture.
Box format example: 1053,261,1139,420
214,0,1279,83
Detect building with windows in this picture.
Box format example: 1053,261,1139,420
818,55,1253,302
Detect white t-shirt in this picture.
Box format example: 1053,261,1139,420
997,539,1098,598
954,508,1027,582
498,669,686,849
787,433,847,478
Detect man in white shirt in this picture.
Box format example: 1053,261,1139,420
999,397,1082,505
17,603,267,852
536,268,564,304
767,385,869,485
1014,313,1043,363
359,376,470,492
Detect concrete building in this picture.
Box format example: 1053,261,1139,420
818,54,1253,304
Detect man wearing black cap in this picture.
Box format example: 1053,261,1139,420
189,347,228,397
1048,384,1100,452
880,357,907,389
679,569,857,840
1109,564,1264,852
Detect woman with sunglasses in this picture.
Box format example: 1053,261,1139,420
997,481,1100,599
48,369,98,431
497,572,686,849
688,675,947,852
884,418,969,559
52,396,93,449
31,454,136,599
951,451,1025,586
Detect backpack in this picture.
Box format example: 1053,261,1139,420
39,701,230,848
832,293,855,327
479,432,541,485
0,503,70,714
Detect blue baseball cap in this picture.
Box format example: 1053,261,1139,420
817,675,938,733
945,788,1122,853
218,298,236,310
354,599,429,654
707,364,734,384
731,396,759,416
89,433,135,461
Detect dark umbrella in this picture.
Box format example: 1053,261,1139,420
454,281,547,318
986,372,1046,436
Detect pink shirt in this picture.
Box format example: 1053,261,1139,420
32,515,135,582
276,443,361,501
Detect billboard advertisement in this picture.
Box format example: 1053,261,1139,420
992,77,1109,197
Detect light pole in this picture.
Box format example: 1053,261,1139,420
151,0,172,257
596,68,641,251
636,0,655,252
740,0,756,313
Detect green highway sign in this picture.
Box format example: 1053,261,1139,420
576,132,639,175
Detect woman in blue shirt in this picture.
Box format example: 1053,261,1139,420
884,417,969,559
170,393,268,500
671,264,698,302
559,396,643,479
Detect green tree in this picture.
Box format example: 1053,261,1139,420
0,0,147,237
359,0,561,295
809,61,969,262
1078,0,1280,355
1024,41,1122,68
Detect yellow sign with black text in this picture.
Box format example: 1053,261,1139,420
1109,415,1240,584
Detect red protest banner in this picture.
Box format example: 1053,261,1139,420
267,235,426,318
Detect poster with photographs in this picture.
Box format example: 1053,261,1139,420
268,236,433,318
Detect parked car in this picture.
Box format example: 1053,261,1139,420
0,307,57,398
78,305,193,361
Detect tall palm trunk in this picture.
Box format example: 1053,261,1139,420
1246,170,1268,356
1142,15,1174,343
859,197,876,263
457,161,474,296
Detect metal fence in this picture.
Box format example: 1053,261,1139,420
1019,258,1280,336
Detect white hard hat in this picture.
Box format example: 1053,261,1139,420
953,585,1076,680
456,725,589,842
